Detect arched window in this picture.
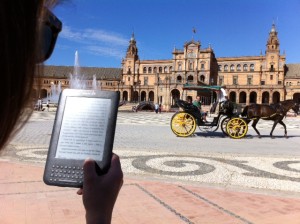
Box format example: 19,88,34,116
159,67,162,73
230,64,234,72
164,66,167,73
187,75,193,82
224,65,228,72
250,64,254,71
143,67,147,73
237,64,241,71
218,65,222,71
201,63,205,70
243,64,248,71
153,67,157,73
200,75,205,82
178,63,182,71
189,61,193,70
169,66,173,72
177,75,182,83
148,67,152,73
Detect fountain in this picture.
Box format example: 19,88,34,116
48,81,61,103
69,50,87,89
92,74,97,90
43,51,102,108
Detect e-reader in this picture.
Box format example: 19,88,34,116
43,89,119,188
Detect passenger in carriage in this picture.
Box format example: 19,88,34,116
193,96,207,122
215,88,228,113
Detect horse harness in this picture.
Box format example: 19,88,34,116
251,103,286,120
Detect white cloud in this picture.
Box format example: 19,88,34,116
60,25,128,46
59,25,128,59
60,26,84,41
84,45,125,58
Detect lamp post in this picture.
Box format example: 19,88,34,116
134,81,137,103
138,80,141,103
117,80,120,92
210,78,214,105
156,73,160,103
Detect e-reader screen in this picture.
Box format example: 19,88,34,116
43,89,119,188
56,97,111,160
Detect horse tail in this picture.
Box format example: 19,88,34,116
241,106,248,117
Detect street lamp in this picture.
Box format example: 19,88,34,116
156,73,160,103
117,80,120,92
137,80,141,103
210,78,214,105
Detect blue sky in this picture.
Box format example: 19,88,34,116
46,0,300,68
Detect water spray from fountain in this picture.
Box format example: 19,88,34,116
92,74,97,90
70,50,87,89
48,81,62,103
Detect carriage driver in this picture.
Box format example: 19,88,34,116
219,88,229,112
193,96,207,122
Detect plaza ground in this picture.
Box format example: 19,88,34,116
1,111,300,223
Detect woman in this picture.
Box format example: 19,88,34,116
0,1,123,223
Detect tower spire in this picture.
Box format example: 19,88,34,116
266,23,279,53
131,32,135,41
126,33,139,60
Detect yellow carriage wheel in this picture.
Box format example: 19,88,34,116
170,112,196,137
226,118,248,139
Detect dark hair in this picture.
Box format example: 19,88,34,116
0,1,49,148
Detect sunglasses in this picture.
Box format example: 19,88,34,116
38,8,62,62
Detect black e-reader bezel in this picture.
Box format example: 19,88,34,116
43,89,119,188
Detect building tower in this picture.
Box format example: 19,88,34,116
265,23,280,74
265,23,285,103
121,33,140,102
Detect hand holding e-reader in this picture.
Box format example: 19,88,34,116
44,89,119,188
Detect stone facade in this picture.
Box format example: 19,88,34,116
36,24,300,109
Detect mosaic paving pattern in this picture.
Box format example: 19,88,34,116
3,146,300,193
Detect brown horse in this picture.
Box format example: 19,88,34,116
241,100,299,138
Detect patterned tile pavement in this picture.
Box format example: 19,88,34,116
1,111,300,223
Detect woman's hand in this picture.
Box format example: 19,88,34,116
77,154,123,224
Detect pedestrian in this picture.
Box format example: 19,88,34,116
37,98,42,111
158,104,162,113
41,100,44,111
46,100,50,112
0,1,123,224
155,103,159,113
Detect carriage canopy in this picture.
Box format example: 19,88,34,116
182,84,225,101
182,84,223,92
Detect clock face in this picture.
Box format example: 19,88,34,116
187,51,196,58
187,48,197,58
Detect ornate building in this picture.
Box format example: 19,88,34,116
121,34,218,111
121,24,300,110
36,24,300,110
217,24,285,105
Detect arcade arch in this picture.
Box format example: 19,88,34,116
273,91,280,103
239,91,246,103
262,91,270,104
249,91,257,104
171,89,180,106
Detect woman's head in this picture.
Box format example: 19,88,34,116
0,0,60,148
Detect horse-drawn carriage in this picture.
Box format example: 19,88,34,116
170,84,299,139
